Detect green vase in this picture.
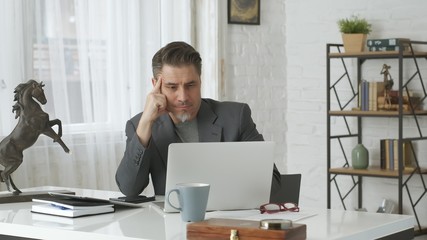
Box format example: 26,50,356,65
352,144,369,169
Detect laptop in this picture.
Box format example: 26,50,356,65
161,141,275,212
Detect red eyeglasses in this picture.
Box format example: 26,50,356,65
259,202,300,214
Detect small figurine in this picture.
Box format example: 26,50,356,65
0,80,70,194
380,64,394,109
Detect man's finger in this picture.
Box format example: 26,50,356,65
152,77,162,93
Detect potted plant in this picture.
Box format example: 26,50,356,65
337,15,372,53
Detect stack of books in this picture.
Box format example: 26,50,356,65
357,82,421,111
367,38,410,52
380,139,414,171
377,90,421,111
358,80,384,111
32,195,115,218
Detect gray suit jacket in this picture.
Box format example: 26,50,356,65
115,98,281,196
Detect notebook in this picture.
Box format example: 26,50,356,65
161,141,275,212
45,192,151,208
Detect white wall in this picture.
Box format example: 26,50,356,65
224,0,427,223
224,0,287,171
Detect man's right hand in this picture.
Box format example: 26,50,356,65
144,78,167,122
136,78,167,147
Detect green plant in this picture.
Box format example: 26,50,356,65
337,15,372,34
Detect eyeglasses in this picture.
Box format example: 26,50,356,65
259,202,300,214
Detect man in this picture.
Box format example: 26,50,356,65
115,41,281,196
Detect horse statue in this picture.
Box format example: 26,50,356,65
0,80,70,194
380,64,394,109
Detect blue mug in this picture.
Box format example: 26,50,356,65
166,183,210,222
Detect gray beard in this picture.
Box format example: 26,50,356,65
175,112,190,123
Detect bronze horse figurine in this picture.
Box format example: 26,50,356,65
0,80,70,194
381,64,394,109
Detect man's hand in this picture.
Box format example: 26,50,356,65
144,78,167,122
136,78,167,147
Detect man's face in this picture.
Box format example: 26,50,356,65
156,64,202,123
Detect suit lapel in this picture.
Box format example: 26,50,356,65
197,100,222,142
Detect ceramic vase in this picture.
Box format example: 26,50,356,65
352,143,369,169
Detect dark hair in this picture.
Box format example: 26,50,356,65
152,41,202,79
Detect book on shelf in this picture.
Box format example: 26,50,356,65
358,81,384,111
380,139,413,171
361,80,369,111
381,139,388,169
370,81,384,111
377,90,422,111
368,46,410,52
377,103,411,111
32,196,115,218
359,80,371,111
367,38,410,47
392,139,397,170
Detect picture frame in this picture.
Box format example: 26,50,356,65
228,0,260,25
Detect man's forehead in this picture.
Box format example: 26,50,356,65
158,65,201,84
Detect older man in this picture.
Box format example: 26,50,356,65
115,41,281,196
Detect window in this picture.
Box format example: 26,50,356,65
0,0,221,191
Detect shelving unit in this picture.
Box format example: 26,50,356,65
326,40,427,235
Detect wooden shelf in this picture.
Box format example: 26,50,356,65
329,166,427,178
329,51,427,59
329,110,427,117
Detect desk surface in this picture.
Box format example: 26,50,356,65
0,186,415,240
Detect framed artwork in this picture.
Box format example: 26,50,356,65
228,0,260,25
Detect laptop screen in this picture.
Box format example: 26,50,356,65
164,141,275,212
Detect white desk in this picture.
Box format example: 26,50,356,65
0,186,415,240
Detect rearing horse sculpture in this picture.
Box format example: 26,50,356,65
0,80,70,194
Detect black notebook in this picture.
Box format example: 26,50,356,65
32,194,114,218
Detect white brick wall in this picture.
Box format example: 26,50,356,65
225,0,287,172
224,0,427,223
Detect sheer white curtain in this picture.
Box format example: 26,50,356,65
0,0,218,192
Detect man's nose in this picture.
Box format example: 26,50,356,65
177,87,188,101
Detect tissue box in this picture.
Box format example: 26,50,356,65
187,218,306,240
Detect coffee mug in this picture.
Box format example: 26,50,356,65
166,183,210,222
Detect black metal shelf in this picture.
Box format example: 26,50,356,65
326,40,427,235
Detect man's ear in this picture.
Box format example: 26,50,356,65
151,78,157,87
